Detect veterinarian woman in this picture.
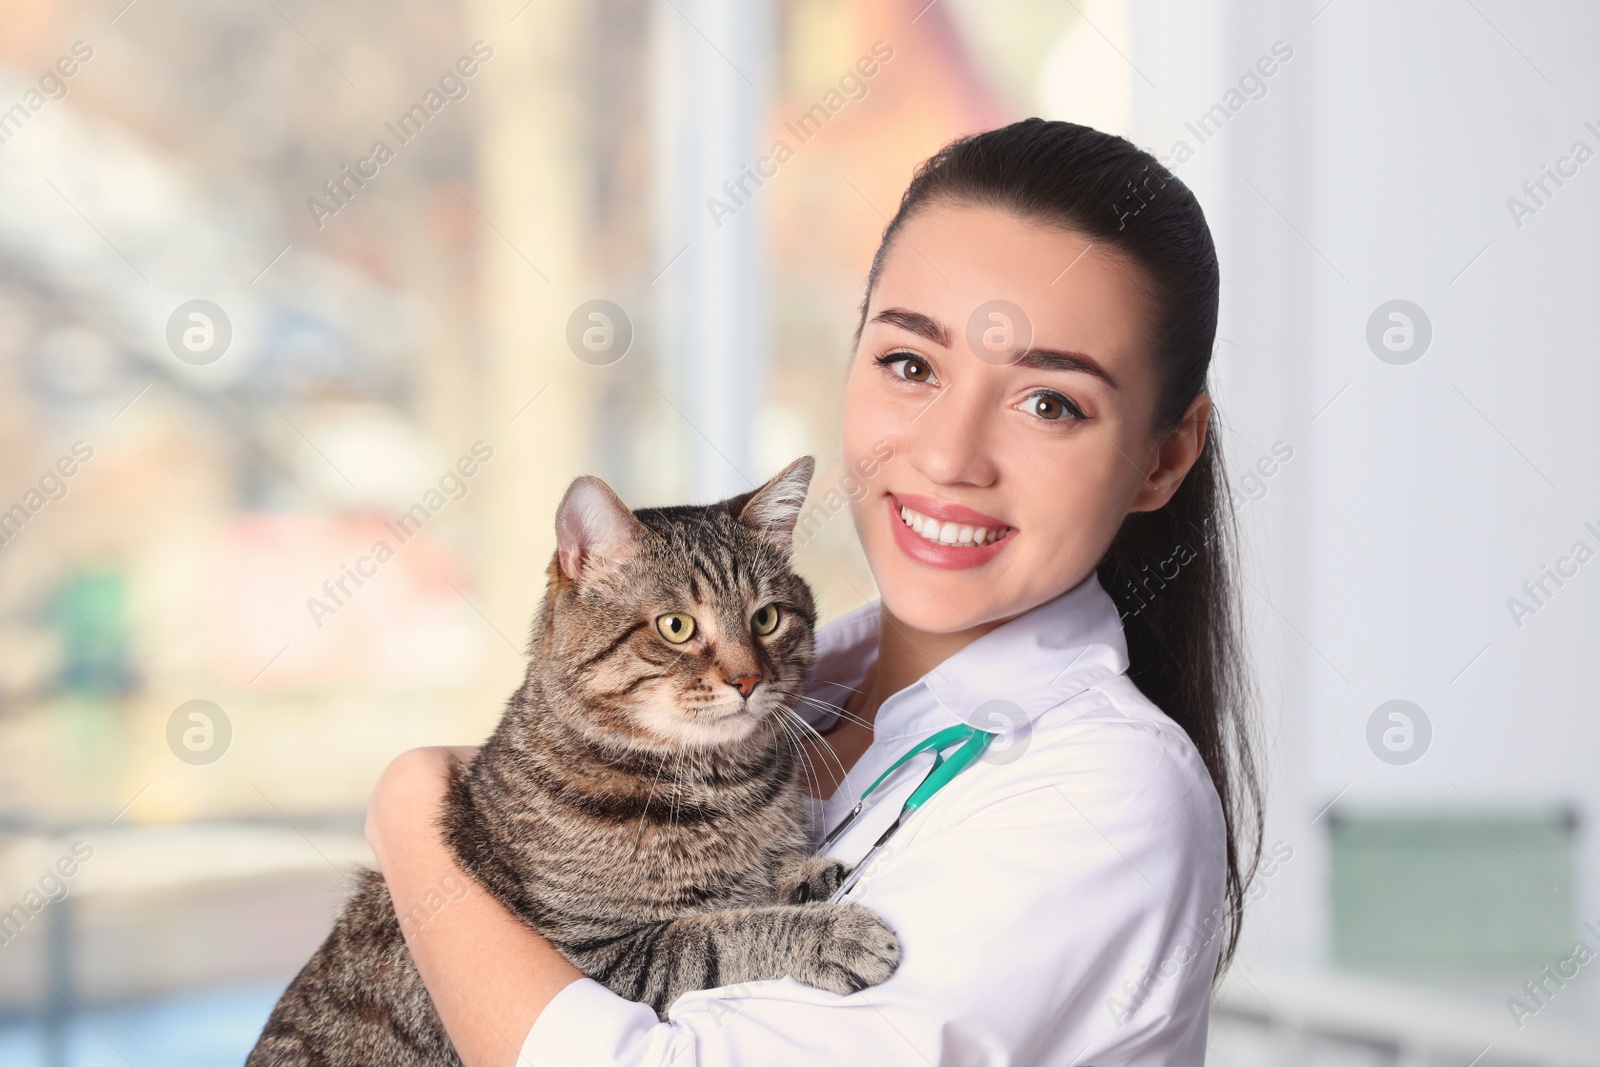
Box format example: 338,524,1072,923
365,118,1262,1065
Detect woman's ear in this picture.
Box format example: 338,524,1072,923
1128,393,1212,513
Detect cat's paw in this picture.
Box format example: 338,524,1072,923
791,902,901,995
789,857,848,904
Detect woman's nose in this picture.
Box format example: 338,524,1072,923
907,379,1000,487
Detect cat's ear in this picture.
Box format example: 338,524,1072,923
555,475,645,584
731,455,815,551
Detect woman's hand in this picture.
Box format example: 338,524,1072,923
365,745,480,874
361,743,585,1067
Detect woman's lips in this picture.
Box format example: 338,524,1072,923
891,490,1008,528
885,492,1017,571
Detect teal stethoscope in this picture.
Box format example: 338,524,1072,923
818,722,994,903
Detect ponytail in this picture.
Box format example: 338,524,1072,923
1094,426,1261,975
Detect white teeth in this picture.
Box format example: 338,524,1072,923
898,503,1009,547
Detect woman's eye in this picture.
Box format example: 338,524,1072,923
872,351,935,384
752,604,780,636
656,612,696,644
1026,391,1088,423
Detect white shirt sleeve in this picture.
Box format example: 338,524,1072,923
517,707,1227,1066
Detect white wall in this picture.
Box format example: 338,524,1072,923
1135,0,1600,974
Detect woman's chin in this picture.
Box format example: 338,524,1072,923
870,566,999,635
867,546,1089,637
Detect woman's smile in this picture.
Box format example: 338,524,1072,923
883,489,1017,571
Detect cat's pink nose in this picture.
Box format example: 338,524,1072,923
725,674,760,698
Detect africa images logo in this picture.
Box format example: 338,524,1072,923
306,42,494,229
704,40,894,229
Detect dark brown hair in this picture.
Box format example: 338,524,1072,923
852,117,1262,977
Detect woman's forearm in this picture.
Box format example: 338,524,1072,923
367,748,586,1067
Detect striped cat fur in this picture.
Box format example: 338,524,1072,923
246,455,900,1065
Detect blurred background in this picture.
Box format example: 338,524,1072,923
0,0,1595,1063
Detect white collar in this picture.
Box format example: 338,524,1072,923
806,571,1130,743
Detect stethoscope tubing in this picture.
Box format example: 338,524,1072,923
818,723,994,904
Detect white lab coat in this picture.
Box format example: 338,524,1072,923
518,571,1228,1065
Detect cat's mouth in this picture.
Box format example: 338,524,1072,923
627,667,778,746
695,700,759,723
632,695,769,750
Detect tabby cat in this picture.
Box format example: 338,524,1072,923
247,455,900,1066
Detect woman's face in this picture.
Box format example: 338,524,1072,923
841,200,1204,634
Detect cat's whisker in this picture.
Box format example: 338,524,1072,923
791,685,860,707
781,718,843,817
767,716,805,785
790,721,830,795
777,705,851,788
633,749,673,855
774,697,844,744
665,746,688,836
773,694,865,754
780,721,847,810
798,702,874,735
783,689,876,733
777,686,846,712
826,680,868,698
770,710,828,803
777,703,844,764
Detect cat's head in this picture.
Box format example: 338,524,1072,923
537,456,819,754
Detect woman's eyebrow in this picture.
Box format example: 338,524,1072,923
1013,348,1120,390
871,308,952,347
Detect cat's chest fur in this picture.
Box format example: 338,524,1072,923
449,700,815,932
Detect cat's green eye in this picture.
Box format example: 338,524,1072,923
752,604,780,637
656,612,696,644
